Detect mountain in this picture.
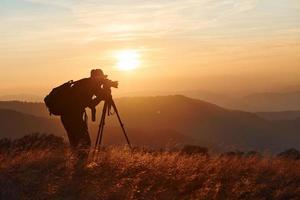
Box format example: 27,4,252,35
130,90,300,112
0,94,42,102
256,111,300,121
2,90,300,112
105,96,277,150
0,95,300,151
234,91,300,111
0,101,49,118
179,90,300,112
118,90,234,107
0,108,187,148
0,109,63,138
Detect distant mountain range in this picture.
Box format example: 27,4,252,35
256,111,300,121
0,109,63,139
118,90,300,111
178,90,300,112
234,91,300,111
0,108,186,148
0,101,50,118
0,95,299,152
0,94,42,102
1,90,300,112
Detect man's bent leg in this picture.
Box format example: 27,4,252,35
73,112,91,168
61,114,79,148
61,112,91,168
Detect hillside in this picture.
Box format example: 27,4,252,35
0,101,49,118
136,90,300,112
0,94,42,102
0,109,64,138
0,108,188,148
0,137,299,200
256,111,300,121
109,96,273,150
234,91,300,111
0,95,300,151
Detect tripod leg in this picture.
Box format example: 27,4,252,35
93,101,108,161
111,100,132,148
95,101,107,149
98,102,108,150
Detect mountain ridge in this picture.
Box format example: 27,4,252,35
1,90,300,112
0,95,299,152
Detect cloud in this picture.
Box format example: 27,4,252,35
233,0,259,13
2,0,300,51
13,0,260,42
23,0,74,8
67,0,263,42
68,0,223,42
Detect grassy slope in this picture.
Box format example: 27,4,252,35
1,146,300,200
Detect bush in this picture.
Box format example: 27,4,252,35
0,133,65,154
277,148,300,160
180,145,208,156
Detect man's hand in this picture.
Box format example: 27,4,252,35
88,96,103,108
88,90,111,108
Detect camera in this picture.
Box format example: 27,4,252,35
103,78,118,89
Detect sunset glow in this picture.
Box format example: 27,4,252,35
115,50,140,71
0,0,300,96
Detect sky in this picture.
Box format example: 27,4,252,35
1,0,300,97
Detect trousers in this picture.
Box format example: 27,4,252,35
61,110,91,168
61,110,91,149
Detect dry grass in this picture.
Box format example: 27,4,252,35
0,136,300,200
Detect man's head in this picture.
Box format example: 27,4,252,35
90,69,107,81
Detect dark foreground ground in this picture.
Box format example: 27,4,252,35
0,134,300,200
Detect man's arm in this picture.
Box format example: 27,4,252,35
88,87,112,121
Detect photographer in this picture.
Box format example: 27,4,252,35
59,69,117,164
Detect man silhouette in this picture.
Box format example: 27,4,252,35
60,69,110,162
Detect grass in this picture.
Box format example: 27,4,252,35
0,134,300,200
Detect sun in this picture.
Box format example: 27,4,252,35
115,50,140,71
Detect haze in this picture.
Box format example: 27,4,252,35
1,0,300,97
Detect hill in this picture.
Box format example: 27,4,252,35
2,90,300,112
0,101,49,118
133,90,300,112
0,138,299,200
0,108,188,148
0,95,300,151
0,109,63,138
0,94,42,102
233,91,300,111
110,96,274,150
256,111,300,121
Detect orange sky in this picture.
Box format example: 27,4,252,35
1,0,300,97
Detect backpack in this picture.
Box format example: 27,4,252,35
44,80,75,116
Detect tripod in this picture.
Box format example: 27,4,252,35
94,98,132,152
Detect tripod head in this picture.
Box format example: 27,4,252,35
101,78,118,104
102,78,118,111
90,77,118,122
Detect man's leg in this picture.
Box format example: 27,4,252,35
61,111,91,168
73,112,91,167
61,114,79,148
